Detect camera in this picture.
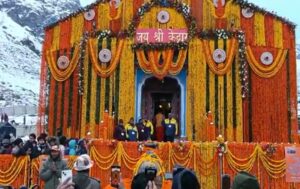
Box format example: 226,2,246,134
145,167,157,181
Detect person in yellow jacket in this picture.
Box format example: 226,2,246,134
162,113,178,142
125,117,138,141
142,118,154,139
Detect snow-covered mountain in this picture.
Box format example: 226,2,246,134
0,0,81,107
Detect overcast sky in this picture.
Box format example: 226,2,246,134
79,0,299,42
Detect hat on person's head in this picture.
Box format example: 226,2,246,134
50,145,60,152
74,154,94,171
232,171,260,189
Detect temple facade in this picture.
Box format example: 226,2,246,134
38,0,298,142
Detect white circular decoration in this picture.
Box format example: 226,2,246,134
213,49,226,63
84,9,95,21
260,52,274,65
157,10,170,24
242,8,254,18
57,56,70,70
213,0,225,7
109,0,121,8
99,49,112,63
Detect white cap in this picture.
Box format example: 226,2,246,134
74,154,94,171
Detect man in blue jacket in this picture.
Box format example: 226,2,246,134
162,113,178,142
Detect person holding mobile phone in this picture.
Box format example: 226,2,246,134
104,165,129,189
73,154,101,189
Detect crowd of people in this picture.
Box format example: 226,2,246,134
0,112,261,189
0,131,89,159
0,132,261,189
0,111,179,157
39,152,260,189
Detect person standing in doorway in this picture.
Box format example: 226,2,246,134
162,113,178,142
155,110,165,141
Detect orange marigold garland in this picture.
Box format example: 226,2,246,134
246,46,288,78
202,38,237,76
46,45,81,82
88,38,124,78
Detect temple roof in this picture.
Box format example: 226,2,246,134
44,0,296,30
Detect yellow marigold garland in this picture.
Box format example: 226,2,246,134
88,38,124,78
46,45,81,82
118,39,135,123
136,49,187,79
246,47,288,78
225,144,287,178
254,13,266,46
52,25,60,50
98,3,110,29
274,19,283,49
90,146,118,170
202,38,237,75
70,14,84,46
0,156,29,185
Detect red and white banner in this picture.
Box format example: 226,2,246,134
285,146,300,182
135,29,188,43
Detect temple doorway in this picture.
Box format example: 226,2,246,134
141,77,181,134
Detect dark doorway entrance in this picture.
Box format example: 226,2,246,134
141,77,181,132
152,93,173,117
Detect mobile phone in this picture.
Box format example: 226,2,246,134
111,165,121,187
164,172,173,180
145,167,157,181
61,170,72,183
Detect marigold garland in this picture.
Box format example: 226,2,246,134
71,14,84,46
254,13,266,46
133,152,165,176
225,143,287,178
273,19,283,49
118,39,135,123
246,46,288,78
202,38,237,75
0,156,28,185
88,38,124,78
136,49,187,79
46,45,81,82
